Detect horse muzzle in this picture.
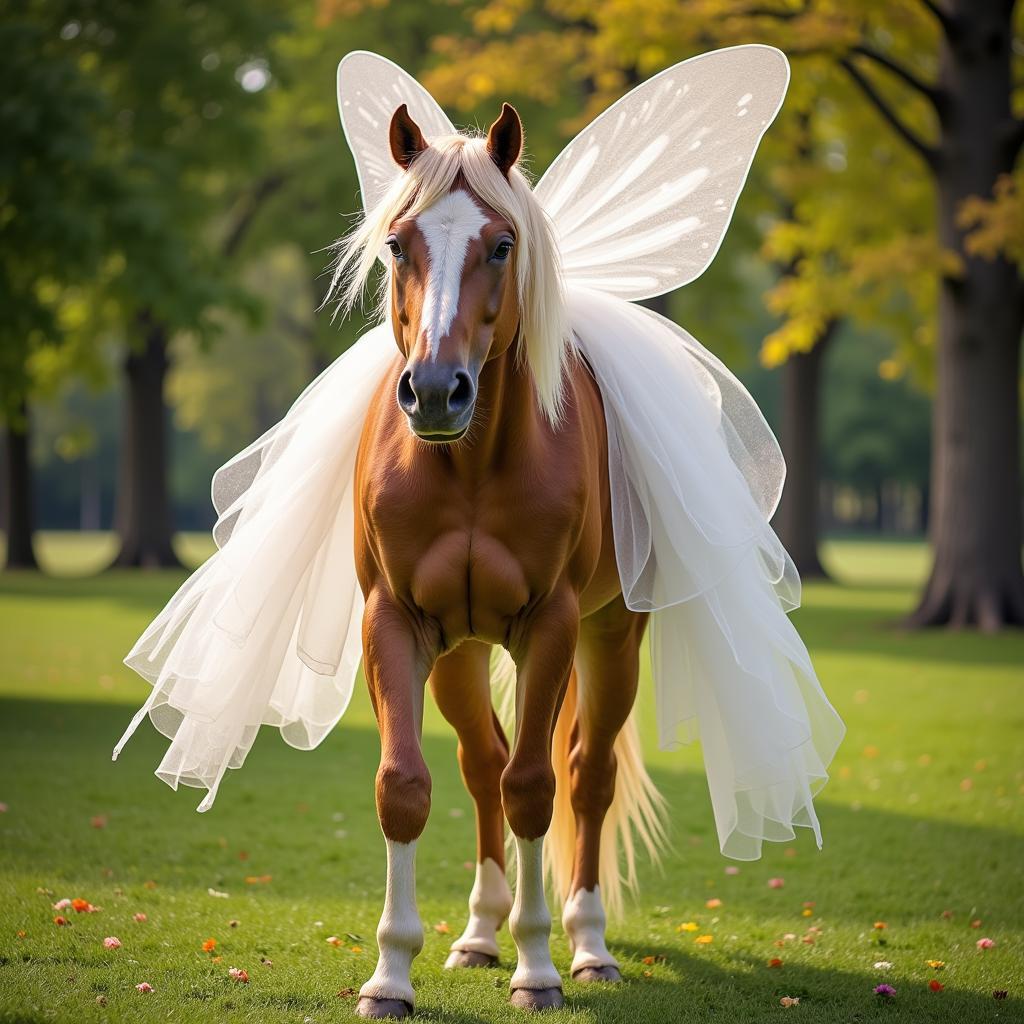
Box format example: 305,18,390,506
397,362,477,442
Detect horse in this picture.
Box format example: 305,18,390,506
340,102,665,1017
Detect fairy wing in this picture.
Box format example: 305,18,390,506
534,45,789,300
336,50,456,219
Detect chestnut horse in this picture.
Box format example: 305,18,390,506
345,103,663,1018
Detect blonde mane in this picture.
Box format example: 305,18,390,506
324,133,571,424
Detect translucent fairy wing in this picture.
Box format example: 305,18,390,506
534,45,789,300
336,51,456,218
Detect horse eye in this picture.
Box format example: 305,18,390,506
386,236,405,260
490,239,513,263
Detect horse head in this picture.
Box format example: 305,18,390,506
385,103,524,442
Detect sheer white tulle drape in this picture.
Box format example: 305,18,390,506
568,287,844,857
112,325,397,810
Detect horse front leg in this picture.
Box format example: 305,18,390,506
429,640,513,969
502,590,579,1011
357,588,435,1021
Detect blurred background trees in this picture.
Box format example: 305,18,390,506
2,0,1021,630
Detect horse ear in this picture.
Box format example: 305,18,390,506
389,103,428,170
486,103,523,177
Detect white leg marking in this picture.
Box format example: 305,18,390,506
562,885,619,974
447,857,513,963
416,191,488,359
359,840,423,1007
509,836,562,992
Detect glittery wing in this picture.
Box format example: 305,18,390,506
336,51,456,218
534,45,789,300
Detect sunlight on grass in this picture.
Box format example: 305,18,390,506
1,535,1021,1023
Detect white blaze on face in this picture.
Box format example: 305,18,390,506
416,191,489,359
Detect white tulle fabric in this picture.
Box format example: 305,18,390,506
113,326,396,809
114,44,844,858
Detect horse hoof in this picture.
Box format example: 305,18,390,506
509,987,564,1011
445,949,499,969
356,996,413,1019
573,964,622,984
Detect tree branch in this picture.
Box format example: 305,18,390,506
839,57,940,171
917,0,955,36
850,44,943,111
222,172,289,259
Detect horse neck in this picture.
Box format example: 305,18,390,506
449,339,540,477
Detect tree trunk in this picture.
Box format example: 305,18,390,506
2,400,39,570
909,0,1024,629
111,311,183,569
774,325,836,579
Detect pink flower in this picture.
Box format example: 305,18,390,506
976,937,995,950
228,967,249,983
52,899,71,910
724,866,740,875
135,982,154,993
103,936,121,949
133,913,147,923
768,877,785,889
874,984,896,998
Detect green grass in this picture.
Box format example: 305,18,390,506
1,535,1022,1023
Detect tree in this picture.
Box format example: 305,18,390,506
41,1,285,567
0,12,113,569
418,0,1024,629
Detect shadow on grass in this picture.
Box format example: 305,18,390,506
791,599,1024,668
2,697,1021,912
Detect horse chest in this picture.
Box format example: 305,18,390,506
408,528,531,645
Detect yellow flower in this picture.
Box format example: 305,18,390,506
677,921,699,932
926,959,945,970
801,909,813,917
694,934,714,945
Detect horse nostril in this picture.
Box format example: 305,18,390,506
397,369,417,414
448,370,474,414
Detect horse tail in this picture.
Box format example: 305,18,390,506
491,647,667,920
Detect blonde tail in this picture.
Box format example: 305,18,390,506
491,647,667,919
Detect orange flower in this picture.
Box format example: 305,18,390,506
768,958,783,968
244,874,273,885
202,938,217,953
53,916,68,926
326,936,343,947
929,980,944,992
71,898,94,913
873,921,887,930
705,898,722,909
694,934,713,944
433,921,450,934
350,945,363,953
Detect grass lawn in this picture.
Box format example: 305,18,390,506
1,534,1021,1023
